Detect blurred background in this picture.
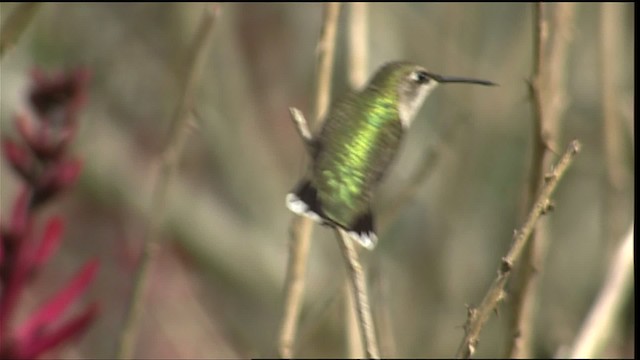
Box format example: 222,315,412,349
0,2,634,358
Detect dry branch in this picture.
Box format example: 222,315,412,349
115,5,220,358
278,3,341,358
313,2,341,123
456,140,581,359
569,223,634,358
508,3,576,357
335,228,380,359
348,2,368,90
345,3,370,356
600,3,629,253
278,215,313,358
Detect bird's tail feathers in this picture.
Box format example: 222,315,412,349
286,180,378,250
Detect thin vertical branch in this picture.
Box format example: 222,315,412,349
456,141,582,359
278,3,341,358
568,223,634,358
600,3,628,249
115,5,220,359
370,263,396,357
313,3,341,124
345,3,369,357
508,3,575,358
335,229,380,359
345,281,364,358
278,215,313,359
0,3,42,59
348,2,368,90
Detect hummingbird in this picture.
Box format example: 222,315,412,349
286,61,495,250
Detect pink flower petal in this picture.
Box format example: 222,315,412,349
8,187,32,239
15,112,36,146
0,230,35,329
31,217,64,272
16,303,99,360
33,158,83,206
52,158,83,187
15,259,99,345
1,137,35,182
0,232,4,266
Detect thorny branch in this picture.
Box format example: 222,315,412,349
456,140,581,359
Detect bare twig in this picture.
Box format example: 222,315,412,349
456,140,581,359
508,3,576,357
336,229,380,359
345,3,369,356
568,223,634,358
348,2,368,90
600,3,628,250
115,5,220,359
0,3,42,59
288,107,313,151
345,281,364,358
370,263,396,357
278,3,341,358
313,3,341,124
278,215,313,358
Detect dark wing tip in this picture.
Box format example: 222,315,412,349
346,210,377,250
286,180,325,223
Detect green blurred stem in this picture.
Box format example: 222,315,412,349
456,140,581,359
0,3,42,59
115,5,219,359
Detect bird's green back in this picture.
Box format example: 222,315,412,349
313,85,404,228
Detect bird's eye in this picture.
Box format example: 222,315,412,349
411,71,431,84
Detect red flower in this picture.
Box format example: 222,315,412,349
9,260,100,359
0,68,98,359
32,158,84,206
1,138,36,184
29,69,90,130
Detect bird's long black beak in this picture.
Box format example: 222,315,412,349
429,73,497,86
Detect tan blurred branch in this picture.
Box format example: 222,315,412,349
456,140,581,359
600,3,628,248
313,2,341,124
278,214,313,358
345,3,369,357
0,3,42,59
509,3,576,358
278,3,341,358
115,5,220,359
335,228,380,359
370,263,396,357
568,223,634,358
345,279,364,358
288,107,314,154
348,2,368,90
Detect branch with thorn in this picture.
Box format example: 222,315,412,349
455,140,581,359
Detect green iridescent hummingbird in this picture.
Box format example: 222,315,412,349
286,61,496,250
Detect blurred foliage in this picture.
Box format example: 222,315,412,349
0,3,634,358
